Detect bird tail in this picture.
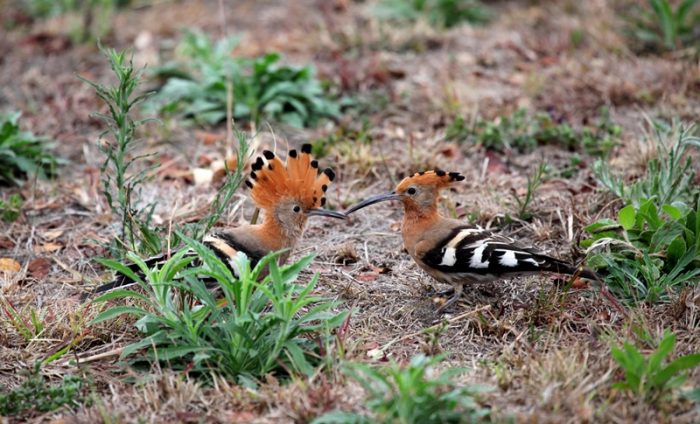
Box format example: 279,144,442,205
80,253,169,301
526,253,601,282
538,255,626,315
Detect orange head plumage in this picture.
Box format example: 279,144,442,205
245,144,338,213
345,169,465,216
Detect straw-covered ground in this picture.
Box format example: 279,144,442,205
1,0,699,422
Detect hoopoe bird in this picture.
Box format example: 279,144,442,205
345,170,624,314
88,144,345,296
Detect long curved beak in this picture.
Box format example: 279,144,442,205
345,191,401,215
307,208,347,220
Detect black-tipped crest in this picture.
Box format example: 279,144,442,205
301,144,312,154
448,172,465,181
323,168,336,181
263,150,275,160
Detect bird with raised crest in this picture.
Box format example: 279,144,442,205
345,170,625,314
86,144,345,298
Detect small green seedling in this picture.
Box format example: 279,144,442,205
314,354,490,424
611,330,700,405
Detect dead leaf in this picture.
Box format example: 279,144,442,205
0,258,21,273
192,157,238,186
195,130,225,145
28,257,52,280
42,229,64,241
439,143,459,158
356,272,379,282
485,151,509,174
0,237,15,249
35,242,62,253
363,341,380,351
211,157,239,185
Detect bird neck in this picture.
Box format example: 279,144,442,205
401,203,440,247
257,214,301,250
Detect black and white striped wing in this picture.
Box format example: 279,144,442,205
87,232,264,298
421,226,577,281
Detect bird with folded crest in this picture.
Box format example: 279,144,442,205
345,170,624,314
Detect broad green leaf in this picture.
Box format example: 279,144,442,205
666,237,687,267
662,204,683,220
653,353,700,387
647,332,675,374
618,205,637,230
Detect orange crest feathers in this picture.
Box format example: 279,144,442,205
245,144,336,210
395,169,464,192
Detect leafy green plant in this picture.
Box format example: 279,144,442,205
510,162,547,221
594,122,699,208
314,354,490,424
374,0,491,28
625,0,700,53
22,0,130,42
91,234,347,385
583,198,700,303
0,112,58,186
80,45,160,257
611,330,700,404
0,363,86,416
149,30,341,128
446,107,620,156
0,193,23,222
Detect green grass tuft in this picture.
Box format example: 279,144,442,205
446,107,620,156
314,354,491,424
624,0,700,54
374,0,491,28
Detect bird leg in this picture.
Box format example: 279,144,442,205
436,284,463,314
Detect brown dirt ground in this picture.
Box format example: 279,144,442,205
1,0,699,423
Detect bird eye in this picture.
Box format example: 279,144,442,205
293,205,301,213
407,187,417,195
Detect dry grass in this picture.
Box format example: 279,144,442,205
1,0,699,422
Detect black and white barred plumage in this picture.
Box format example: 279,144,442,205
420,226,593,281
83,231,263,298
